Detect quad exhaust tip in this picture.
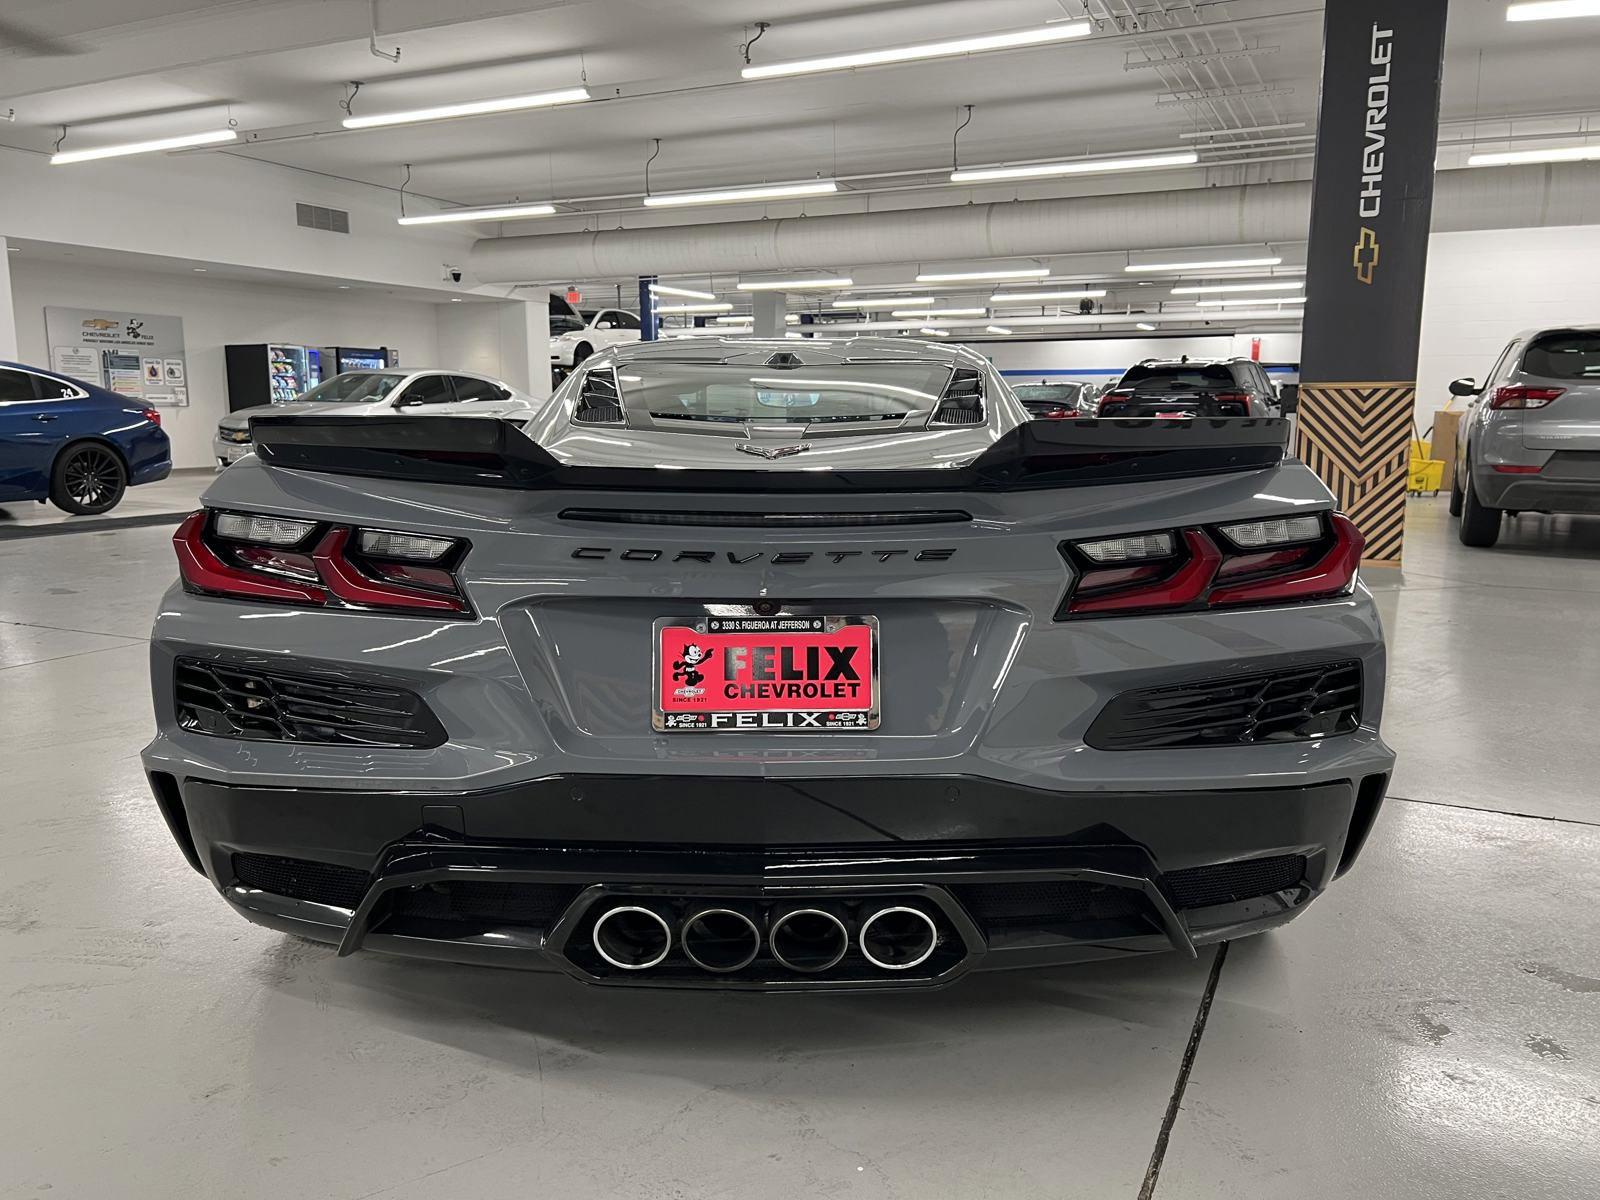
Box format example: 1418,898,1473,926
859,906,939,971
768,907,849,973
592,905,672,970
681,908,761,973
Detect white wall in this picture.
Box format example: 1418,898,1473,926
1417,224,1600,431
10,260,444,468
437,297,553,399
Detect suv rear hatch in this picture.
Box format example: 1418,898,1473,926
1100,363,1250,418
1518,331,1600,453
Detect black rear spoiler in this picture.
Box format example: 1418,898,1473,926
249,414,1288,493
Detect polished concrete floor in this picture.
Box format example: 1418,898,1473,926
2,497,1597,1199
0,466,212,532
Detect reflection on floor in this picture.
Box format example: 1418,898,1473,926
1,495,1597,1199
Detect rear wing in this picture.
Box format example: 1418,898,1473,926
249,414,1288,493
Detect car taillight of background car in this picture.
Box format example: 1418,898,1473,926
172,509,473,615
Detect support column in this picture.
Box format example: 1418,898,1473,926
638,276,659,341
0,237,18,361
1296,0,1448,567
752,291,785,339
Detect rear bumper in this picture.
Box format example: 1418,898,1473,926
149,769,1391,990
1474,468,1600,512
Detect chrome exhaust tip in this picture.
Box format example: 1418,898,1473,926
859,906,938,971
592,905,672,970
769,907,849,973
681,908,761,973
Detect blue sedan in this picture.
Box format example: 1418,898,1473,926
0,361,171,514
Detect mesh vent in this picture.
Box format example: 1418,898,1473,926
295,202,350,234
1086,660,1362,750
932,367,985,425
233,853,369,908
175,657,446,748
386,881,579,927
573,366,624,423
1164,854,1307,908
955,880,1151,930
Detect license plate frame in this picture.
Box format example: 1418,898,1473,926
652,612,880,733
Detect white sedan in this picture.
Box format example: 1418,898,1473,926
550,308,642,371
214,368,538,467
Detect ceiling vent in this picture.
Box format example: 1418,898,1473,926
296,202,350,234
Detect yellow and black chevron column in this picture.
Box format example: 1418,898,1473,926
1295,383,1414,565
1297,0,1447,568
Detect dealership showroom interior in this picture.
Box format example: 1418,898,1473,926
6,0,1600,1195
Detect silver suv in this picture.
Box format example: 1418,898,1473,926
1449,326,1600,547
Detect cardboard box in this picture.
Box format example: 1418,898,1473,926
1432,408,1463,477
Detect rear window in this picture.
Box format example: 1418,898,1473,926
1119,364,1234,389
1522,332,1600,380
616,362,953,426
1012,383,1084,403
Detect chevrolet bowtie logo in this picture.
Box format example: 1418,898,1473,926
1352,226,1380,285
737,443,811,460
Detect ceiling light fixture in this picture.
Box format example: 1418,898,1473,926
1466,143,1600,166
917,267,1049,282
736,276,852,290
649,284,717,300
656,301,734,313
192,267,207,273
1169,281,1304,295
643,180,838,207
342,87,590,130
989,288,1108,302
1125,256,1282,272
831,296,935,309
950,150,1197,183
398,202,556,226
918,327,951,337
741,23,1091,80
1136,322,1156,330
1194,296,1307,307
985,325,1013,335
1506,0,1600,19
893,307,986,317
50,128,238,165
714,315,754,323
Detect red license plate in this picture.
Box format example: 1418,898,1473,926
653,614,879,732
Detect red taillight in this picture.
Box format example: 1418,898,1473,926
1212,391,1249,415
1060,514,1362,617
140,407,162,427
173,511,470,615
1491,463,1543,474
1490,385,1565,409
1097,389,1134,415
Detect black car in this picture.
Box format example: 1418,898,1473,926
1011,381,1090,418
1098,357,1281,418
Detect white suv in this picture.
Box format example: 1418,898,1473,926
550,308,642,372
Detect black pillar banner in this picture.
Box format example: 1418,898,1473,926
1297,0,1447,566
638,276,659,341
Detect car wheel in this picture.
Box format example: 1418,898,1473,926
571,342,593,366
1457,461,1501,548
49,442,128,515
1448,460,1464,517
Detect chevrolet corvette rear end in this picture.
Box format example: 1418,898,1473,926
142,338,1393,990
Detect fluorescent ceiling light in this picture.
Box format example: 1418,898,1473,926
918,327,951,337
1125,256,1282,273
342,87,590,130
951,151,1197,183
985,325,1013,335
715,315,754,323
1507,1,1600,20
50,128,238,164
831,296,934,309
650,284,717,300
397,202,556,226
1170,281,1303,295
643,180,837,207
656,302,733,313
741,23,1091,80
989,289,1108,302
917,267,1049,282
1467,144,1600,166
1195,296,1307,307
893,307,986,317
1136,322,1156,330
736,276,852,290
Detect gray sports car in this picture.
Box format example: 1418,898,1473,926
142,337,1393,990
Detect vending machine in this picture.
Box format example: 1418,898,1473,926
224,344,315,411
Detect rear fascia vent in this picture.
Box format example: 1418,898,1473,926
933,367,985,425
573,366,625,424
296,202,351,234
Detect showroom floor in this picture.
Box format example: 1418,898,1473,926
2,499,1597,1199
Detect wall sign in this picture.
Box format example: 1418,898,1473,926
44,307,190,406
